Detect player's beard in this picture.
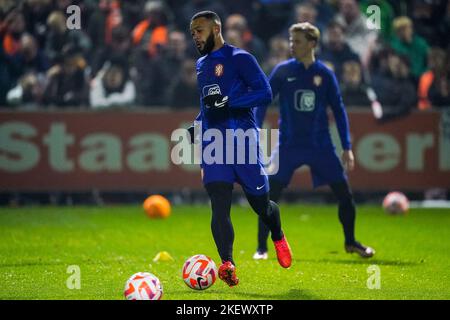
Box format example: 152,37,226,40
197,32,215,56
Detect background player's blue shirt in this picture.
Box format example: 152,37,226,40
195,43,272,133
256,59,352,151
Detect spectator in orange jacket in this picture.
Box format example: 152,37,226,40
418,47,447,110
131,0,170,59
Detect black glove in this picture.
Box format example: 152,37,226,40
202,94,229,109
187,125,197,144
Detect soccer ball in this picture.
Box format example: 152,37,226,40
383,191,409,215
143,195,171,218
182,254,217,290
124,272,163,300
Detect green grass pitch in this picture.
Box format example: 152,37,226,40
0,204,449,300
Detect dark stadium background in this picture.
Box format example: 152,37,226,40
1,0,449,205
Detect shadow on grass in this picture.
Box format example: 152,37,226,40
169,288,319,300
233,289,319,300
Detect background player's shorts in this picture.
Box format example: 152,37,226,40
270,145,347,188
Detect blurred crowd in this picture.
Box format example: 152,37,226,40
1,0,449,118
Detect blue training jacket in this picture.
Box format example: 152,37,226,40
194,43,272,133
255,58,352,151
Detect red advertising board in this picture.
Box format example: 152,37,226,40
0,109,449,191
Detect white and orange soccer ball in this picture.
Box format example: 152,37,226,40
182,254,217,290
383,191,410,215
124,272,163,300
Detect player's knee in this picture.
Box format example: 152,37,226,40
338,194,355,212
269,200,280,216
269,178,284,202
211,215,228,230
331,181,354,206
247,192,270,216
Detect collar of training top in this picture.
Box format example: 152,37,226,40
206,43,229,58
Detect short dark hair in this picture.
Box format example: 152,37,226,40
191,11,221,25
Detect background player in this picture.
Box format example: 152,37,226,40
254,22,375,260
188,11,292,287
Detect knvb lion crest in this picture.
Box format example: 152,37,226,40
215,64,224,77
313,75,322,87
